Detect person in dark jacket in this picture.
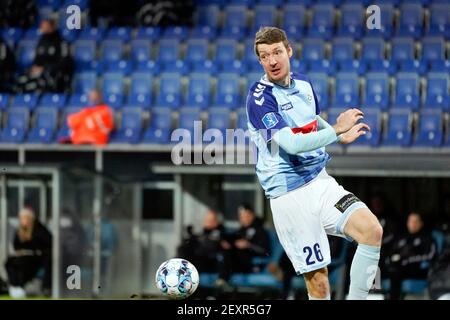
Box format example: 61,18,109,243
15,19,73,93
0,36,15,92
386,211,436,300
5,207,52,298
216,203,271,286
178,209,231,275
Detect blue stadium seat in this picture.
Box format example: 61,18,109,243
326,108,346,127
134,27,161,41
23,28,40,41
308,4,335,40
349,108,382,147
291,59,308,74
397,4,424,38
100,40,124,62
367,59,397,75
364,72,390,110
245,72,264,93
101,73,125,109
56,107,81,141
218,60,248,75
157,39,180,63
63,0,87,10
214,73,241,109
236,108,247,130
27,107,58,143
67,94,89,108
72,40,97,66
189,26,217,41
142,107,172,144
106,27,132,41
331,38,356,61
78,27,105,42
128,72,153,109
0,108,29,143
428,4,449,37
394,73,420,110
155,72,182,108
333,72,360,108
134,60,161,74
414,110,443,147
177,108,203,145
16,40,37,70
391,37,416,62
222,5,248,40
161,59,190,75
191,60,218,75
110,108,143,144
206,107,231,141
215,39,238,63
398,60,427,76
251,5,277,34
337,60,367,75
424,72,449,111
0,94,10,110
102,60,133,75
301,39,326,62
282,5,306,41
1,28,23,47
308,60,336,75
365,4,394,39
338,4,364,39
186,73,211,109
194,5,220,28
38,93,67,109
309,72,329,110
361,38,386,62
185,39,209,64
382,109,413,147
421,37,446,62
72,72,97,94
429,60,450,74
130,40,152,63
11,94,39,110
163,26,189,41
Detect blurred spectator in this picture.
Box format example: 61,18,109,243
4,207,52,298
0,0,37,29
369,193,398,277
177,209,231,275
137,0,194,27
15,19,74,93
216,203,271,287
90,0,139,27
386,211,436,300
428,230,450,300
0,36,15,92
88,89,104,106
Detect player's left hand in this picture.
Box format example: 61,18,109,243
338,123,370,144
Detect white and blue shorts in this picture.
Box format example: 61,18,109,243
269,168,367,275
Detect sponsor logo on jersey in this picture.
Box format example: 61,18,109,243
334,193,361,213
280,102,294,111
262,112,279,129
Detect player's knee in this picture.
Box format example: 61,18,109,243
363,221,383,246
305,269,330,298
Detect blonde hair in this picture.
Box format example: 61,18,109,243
254,26,290,57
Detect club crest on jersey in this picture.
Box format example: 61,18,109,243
280,102,293,111
262,112,279,129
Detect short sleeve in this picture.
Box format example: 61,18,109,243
246,88,288,142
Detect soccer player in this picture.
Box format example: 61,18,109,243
246,27,383,300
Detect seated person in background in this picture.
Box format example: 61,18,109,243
177,209,230,275
216,203,271,287
0,36,15,92
15,19,73,93
88,89,104,107
5,207,52,298
386,211,436,300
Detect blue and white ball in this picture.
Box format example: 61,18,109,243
155,258,199,299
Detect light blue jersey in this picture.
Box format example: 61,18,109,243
246,73,331,199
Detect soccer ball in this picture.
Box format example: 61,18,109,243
155,258,199,299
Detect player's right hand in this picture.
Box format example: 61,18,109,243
332,108,364,135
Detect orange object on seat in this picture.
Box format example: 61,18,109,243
67,105,114,145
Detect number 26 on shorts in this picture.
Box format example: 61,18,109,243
303,243,324,265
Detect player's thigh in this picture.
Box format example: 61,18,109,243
270,187,331,275
343,208,383,244
317,171,368,240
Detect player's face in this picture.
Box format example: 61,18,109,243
257,42,292,84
